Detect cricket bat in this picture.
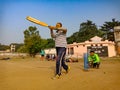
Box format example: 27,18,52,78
26,16,48,27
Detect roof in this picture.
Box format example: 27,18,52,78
90,36,102,42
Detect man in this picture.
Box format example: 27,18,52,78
48,22,70,79
88,51,100,69
40,49,45,60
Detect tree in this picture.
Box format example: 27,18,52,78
24,26,47,57
45,38,55,48
67,32,79,44
0,43,10,51
78,20,100,42
17,45,27,53
100,18,120,41
67,20,104,43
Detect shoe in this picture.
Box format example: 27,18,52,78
66,66,70,73
51,74,60,80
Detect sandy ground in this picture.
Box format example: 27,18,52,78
0,57,120,90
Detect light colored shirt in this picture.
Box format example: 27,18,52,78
53,27,67,48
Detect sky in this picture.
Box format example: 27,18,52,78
0,0,120,45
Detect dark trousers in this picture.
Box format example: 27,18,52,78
93,62,100,69
56,47,68,75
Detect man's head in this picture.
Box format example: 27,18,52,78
55,22,62,33
90,50,95,56
56,22,62,28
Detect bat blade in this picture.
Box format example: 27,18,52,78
26,16,48,27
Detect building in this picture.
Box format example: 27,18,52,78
44,48,56,55
10,44,16,52
44,36,116,58
67,36,116,58
114,26,120,56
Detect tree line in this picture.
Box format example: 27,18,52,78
67,19,120,43
1,19,120,57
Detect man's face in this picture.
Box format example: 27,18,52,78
90,52,94,56
56,23,61,28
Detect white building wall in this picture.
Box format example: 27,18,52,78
44,36,116,58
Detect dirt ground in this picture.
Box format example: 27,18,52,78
0,57,120,90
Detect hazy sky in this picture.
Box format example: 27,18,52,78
0,0,120,45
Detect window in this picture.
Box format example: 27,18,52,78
70,47,74,55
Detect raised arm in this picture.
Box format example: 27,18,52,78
48,26,67,34
48,26,56,38
56,27,67,34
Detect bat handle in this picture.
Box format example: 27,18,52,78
48,26,56,30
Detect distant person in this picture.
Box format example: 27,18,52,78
40,49,45,60
88,51,100,69
49,22,70,79
46,54,50,61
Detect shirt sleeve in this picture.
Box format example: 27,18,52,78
95,54,100,62
88,56,93,61
55,27,67,31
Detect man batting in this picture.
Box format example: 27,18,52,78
49,22,70,79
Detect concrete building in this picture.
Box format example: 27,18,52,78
44,36,116,58
114,26,120,56
44,48,56,55
67,36,116,58
10,44,16,52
